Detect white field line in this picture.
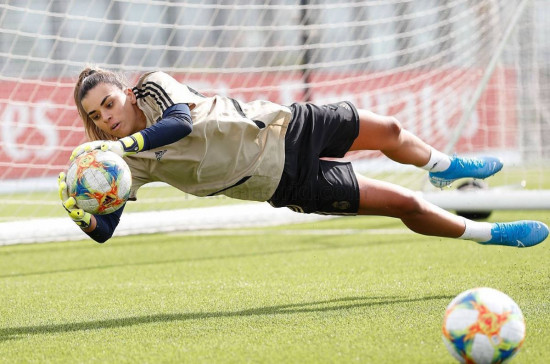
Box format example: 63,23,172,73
170,228,412,237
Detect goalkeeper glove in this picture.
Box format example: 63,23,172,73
58,172,92,229
70,132,145,161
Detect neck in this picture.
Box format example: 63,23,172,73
135,104,147,131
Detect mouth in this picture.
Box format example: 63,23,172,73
111,122,121,131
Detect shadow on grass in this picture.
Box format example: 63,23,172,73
0,294,452,342
0,236,412,279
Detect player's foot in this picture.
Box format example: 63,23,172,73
429,156,503,188
480,220,549,248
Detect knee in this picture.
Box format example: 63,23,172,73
377,116,403,151
385,116,403,141
396,191,425,216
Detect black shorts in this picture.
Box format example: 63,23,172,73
268,101,360,215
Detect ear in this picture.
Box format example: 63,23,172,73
125,88,137,104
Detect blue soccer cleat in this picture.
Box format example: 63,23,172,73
429,155,503,188
480,220,549,248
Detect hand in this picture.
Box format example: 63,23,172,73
70,133,144,161
69,140,105,162
58,172,92,229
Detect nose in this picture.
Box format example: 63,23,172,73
102,113,112,123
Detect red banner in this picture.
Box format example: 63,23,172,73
0,69,517,180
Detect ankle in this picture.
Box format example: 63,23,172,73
421,148,451,172
459,220,493,242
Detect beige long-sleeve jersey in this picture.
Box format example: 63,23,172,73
124,71,292,202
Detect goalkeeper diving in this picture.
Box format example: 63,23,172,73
58,67,549,247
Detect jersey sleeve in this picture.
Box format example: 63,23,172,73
86,204,125,243
139,103,192,150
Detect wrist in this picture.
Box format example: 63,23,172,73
119,132,145,154
81,214,97,232
69,209,93,230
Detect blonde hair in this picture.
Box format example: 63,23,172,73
73,67,129,141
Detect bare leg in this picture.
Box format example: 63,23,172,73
350,109,432,167
356,174,466,237
349,110,549,246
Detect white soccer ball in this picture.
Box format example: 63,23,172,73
65,149,132,215
442,287,525,364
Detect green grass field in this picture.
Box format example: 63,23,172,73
0,210,549,363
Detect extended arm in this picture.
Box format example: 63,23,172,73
71,103,193,160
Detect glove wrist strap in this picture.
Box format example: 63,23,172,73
119,132,145,153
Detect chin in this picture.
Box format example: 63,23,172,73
114,126,129,138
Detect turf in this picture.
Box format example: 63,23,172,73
0,211,549,363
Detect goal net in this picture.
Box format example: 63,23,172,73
1,0,549,244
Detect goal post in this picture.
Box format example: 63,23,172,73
1,0,549,244
444,0,530,155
